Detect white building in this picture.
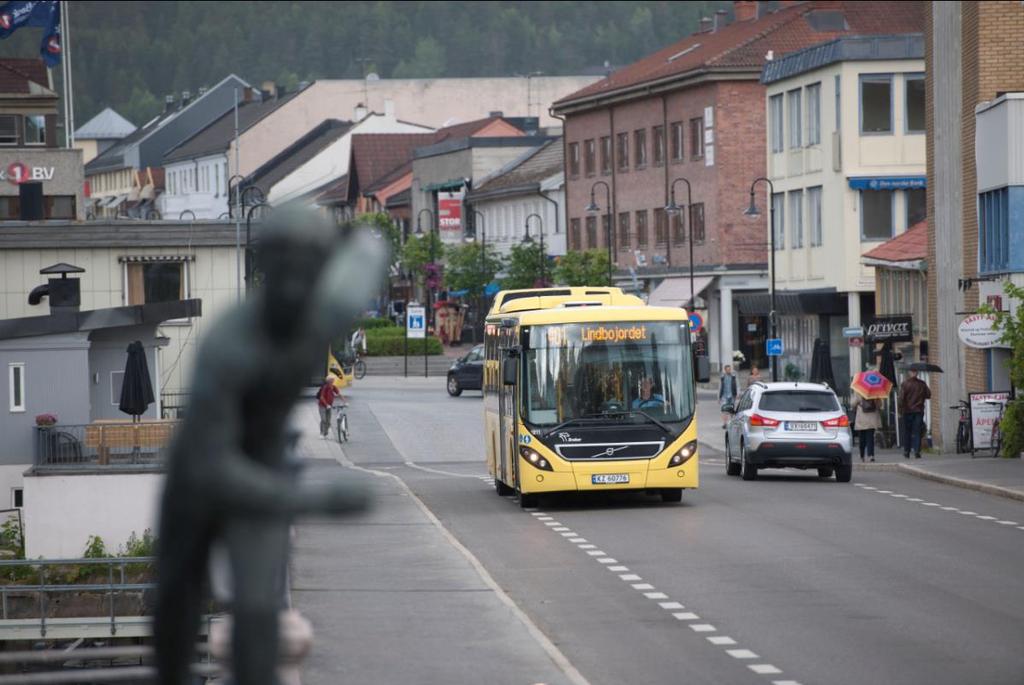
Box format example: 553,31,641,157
761,34,926,386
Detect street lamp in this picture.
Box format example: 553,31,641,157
585,180,613,285
245,202,270,291
665,177,695,319
743,177,778,382
522,212,546,285
471,209,487,343
414,208,436,379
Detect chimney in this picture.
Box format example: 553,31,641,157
29,264,85,314
261,80,275,95
164,95,175,113
354,102,368,121
713,9,729,31
180,90,191,109
699,16,712,32
488,110,504,118
384,98,395,118
734,1,757,22
198,85,208,97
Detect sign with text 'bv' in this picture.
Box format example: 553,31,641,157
407,305,426,339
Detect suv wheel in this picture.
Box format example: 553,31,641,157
725,438,741,476
817,467,834,479
835,464,853,483
447,374,462,397
740,443,757,481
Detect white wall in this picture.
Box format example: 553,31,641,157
473,184,566,259
23,472,162,559
160,154,231,220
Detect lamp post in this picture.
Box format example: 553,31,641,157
744,177,778,382
585,180,613,285
414,208,436,379
472,210,487,344
245,202,270,291
665,177,695,316
522,212,546,285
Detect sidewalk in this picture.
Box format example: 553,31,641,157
695,390,1024,503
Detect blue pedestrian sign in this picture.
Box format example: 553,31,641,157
766,338,784,357
407,305,426,340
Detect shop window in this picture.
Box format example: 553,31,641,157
861,190,894,241
905,74,925,133
45,196,76,219
860,74,892,134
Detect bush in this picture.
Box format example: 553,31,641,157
355,317,397,330
83,535,108,559
366,335,442,356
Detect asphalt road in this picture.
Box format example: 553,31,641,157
333,377,1024,685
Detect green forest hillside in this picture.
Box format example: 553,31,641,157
0,1,728,126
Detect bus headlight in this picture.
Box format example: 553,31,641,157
669,440,698,467
520,446,553,472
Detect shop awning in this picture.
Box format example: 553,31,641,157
106,194,128,209
736,289,847,316
647,276,713,308
423,179,466,192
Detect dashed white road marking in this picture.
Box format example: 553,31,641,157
596,558,617,564
553,526,571,532
727,649,759,659
659,601,684,610
543,521,560,526
772,681,803,685
890,493,908,498
997,520,1018,525
585,550,606,556
673,612,700,621
941,506,959,511
861,485,1024,532
560,532,578,537
976,515,997,521
960,511,978,515
749,664,782,675
707,636,737,645
644,592,669,600
619,574,642,581
631,583,654,590
578,544,597,549
690,624,716,632
906,497,923,502
568,537,587,543
608,565,629,572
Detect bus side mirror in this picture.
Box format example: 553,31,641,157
502,358,517,386
695,355,710,384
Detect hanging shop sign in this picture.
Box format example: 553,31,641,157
865,316,913,343
958,313,1006,349
437,191,463,238
848,176,926,190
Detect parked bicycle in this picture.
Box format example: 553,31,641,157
987,400,1005,457
951,400,972,454
334,401,350,443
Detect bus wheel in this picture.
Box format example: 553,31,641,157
519,492,539,508
495,478,514,496
660,488,683,503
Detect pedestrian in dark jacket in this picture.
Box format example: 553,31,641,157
719,365,737,429
898,369,931,459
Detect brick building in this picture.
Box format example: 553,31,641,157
926,1,1024,449
553,0,924,370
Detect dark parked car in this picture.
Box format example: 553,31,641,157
447,344,484,396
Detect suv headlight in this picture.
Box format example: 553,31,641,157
669,440,698,467
519,446,553,471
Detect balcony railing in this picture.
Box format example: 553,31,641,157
33,421,177,470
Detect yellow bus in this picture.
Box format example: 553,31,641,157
484,287,709,508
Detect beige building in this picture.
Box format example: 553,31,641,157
762,34,926,384
229,76,598,178
72,107,135,165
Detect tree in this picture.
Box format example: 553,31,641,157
347,212,402,259
502,241,547,290
391,37,447,79
444,242,504,298
984,281,1024,457
553,249,611,286
400,230,444,288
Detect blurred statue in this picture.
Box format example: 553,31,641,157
154,210,387,685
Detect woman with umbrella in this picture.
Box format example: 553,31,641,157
850,369,893,462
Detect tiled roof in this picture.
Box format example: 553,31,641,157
0,58,51,95
862,220,927,263
364,160,413,195
470,140,563,196
243,119,353,194
164,94,296,163
385,187,411,209
554,1,924,109
75,108,136,140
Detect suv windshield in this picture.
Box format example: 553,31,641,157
759,390,839,413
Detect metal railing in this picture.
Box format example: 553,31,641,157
0,645,221,684
0,557,155,638
33,423,175,470
160,392,190,420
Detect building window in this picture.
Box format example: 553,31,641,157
584,139,596,176
600,136,612,175
8,363,25,413
835,75,841,131
905,73,925,133
585,216,597,248
806,83,821,146
772,193,785,249
652,125,665,165
672,211,685,244
568,142,580,178
689,118,704,160
769,95,784,153
618,212,630,248
689,203,705,244
0,115,16,145
808,186,823,247
12,488,22,508
654,207,667,245
602,214,612,248
979,187,1010,274
635,210,648,247
670,121,684,160
861,190,894,241
24,115,46,145
0,197,20,220
569,218,581,251
125,260,189,306
860,74,893,134
789,190,803,248
44,196,76,219
633,129,647,168
906,188,926,227
616,132,629,172
787,89,802,148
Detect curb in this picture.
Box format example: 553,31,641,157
894,464,1024,504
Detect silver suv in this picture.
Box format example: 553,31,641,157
724,382,853,482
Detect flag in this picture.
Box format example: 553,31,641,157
0,1,60,66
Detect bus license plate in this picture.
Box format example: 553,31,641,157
592,474,629,485
786,422,817,432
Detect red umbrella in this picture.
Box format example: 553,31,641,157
851,370,893,400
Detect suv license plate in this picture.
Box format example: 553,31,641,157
786,422,818,432
592,474,629,485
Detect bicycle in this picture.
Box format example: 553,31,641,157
353,350,367,380
986,400,1006,457
950,400,972,455
334,402,350,443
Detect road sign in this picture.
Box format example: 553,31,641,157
766,338,784,357
848,336,864,348
688,312,704,333
407,305,426,339
843,326,864,338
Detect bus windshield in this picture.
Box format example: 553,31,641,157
523,321,694,428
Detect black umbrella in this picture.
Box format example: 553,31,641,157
119,340,155,421
878,343,898,385
809,338,837,389
808,339,822,383
905,362,943,373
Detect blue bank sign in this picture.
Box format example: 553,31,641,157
848,176,927,191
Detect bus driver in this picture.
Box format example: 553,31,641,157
632,376,665,410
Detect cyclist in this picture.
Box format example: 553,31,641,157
317,374,342,438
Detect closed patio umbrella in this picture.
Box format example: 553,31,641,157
119,340,155,422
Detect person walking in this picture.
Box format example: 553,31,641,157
719,365,738,429
850,393,882,462
746,365,763,389
898,369,931,458
317,374,340,438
